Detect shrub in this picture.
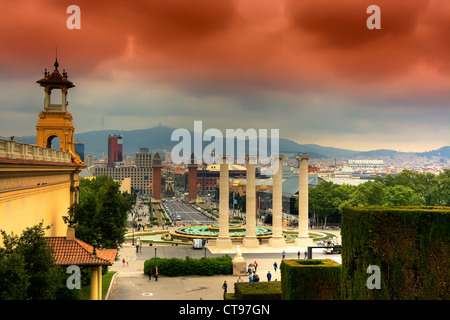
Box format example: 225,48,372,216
234,282,282,300
341,206,450,300
281,259,341,300
143,255,232,277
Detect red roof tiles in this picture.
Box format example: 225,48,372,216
46,237,117,266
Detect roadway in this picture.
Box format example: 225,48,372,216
162,199,217,225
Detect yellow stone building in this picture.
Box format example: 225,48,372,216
0,58,113,300
0,59,85,237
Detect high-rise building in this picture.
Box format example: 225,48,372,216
74,141,85,162
90,148,152,195
135,148,151,167
108,134,122,167
85,155,95,166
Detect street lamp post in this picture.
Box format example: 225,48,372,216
154,244,158,278
132,210,135,246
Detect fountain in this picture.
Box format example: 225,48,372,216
169,224,272,241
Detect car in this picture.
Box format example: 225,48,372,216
176,215,181,220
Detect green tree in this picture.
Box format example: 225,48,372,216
0,243,29,300
383,185,424,206
433,169,450,206
0,222,63,300
64,175,132,250
307,181,348,226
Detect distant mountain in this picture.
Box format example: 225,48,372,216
353,149,405,158
3,126,448,161
416,146,450,159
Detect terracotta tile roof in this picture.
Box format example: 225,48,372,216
46,237,117,266
36,69,75,88
0,157,81,167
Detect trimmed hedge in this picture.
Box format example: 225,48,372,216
341,206,450,300
143,255,232,277
281,259,341,300
234,282,282,300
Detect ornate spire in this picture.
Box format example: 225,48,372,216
54,47,59,70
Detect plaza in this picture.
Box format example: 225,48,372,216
107,229,342,300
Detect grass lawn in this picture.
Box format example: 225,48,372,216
80,270,117,300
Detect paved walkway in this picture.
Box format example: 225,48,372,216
107,229,342,300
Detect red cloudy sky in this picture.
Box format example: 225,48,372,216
0,0,449,152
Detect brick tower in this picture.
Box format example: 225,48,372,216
152,153,162,202
187,153,198,203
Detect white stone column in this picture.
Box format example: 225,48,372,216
295,154,313,248
243,155,259,248
216,155,232,248
269,155,286,247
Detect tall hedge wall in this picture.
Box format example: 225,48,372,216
280,259,341,300
341,206,450,300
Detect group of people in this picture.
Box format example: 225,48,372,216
147,266,159,282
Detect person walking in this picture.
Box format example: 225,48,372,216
147,269,152,281
304,250,308,259
282,250,286,259
273,262,278,272
254,261,258,272
154,266,159,282
122,258,125,267
222,281,228,297
297,250,301,259
267,271,272,282
125,256,129,266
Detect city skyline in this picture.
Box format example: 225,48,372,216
0,1,449,153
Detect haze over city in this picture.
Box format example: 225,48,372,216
0,0,449,152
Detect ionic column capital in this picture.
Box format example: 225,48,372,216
296,154,311,162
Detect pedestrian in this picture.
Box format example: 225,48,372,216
154,266,159,281
248,273,253,282
282,250,286,259
273,262,278,272
139,242,142,253
237,276,244,283
254,273,260,282
246,264,251,274
254,261,258,272
122,258,125,267
222,281,228,296
297,250,300,259
267,271,272,282
304,250,308,259
125,256,129,266
147,269,152,281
